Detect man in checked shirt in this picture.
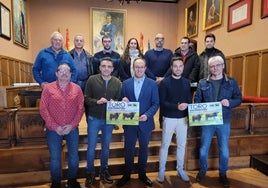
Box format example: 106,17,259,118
40,63,84,188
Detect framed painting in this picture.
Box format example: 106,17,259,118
11,0,28,48
0,2,11,40
261,0,268,19
185,1,198,38
228,0,253,32
91,7,126,55
203,0,223,31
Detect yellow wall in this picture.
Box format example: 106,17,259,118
29,0,178,62
0,0,267,63
178,0,268,55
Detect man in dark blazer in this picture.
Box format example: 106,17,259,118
116,57,159,187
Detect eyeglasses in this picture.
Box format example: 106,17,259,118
103,40,112,43
209,63,223,69
155,37,164,41
57,69,71,74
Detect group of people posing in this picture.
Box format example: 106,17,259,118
33,31,242,188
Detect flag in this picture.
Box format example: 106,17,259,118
139,32,144,53
65,28,70,51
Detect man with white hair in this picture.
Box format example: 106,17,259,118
32,31,77,89
194,56,242,187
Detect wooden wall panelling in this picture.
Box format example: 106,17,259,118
226,58,231,75
0,55,35,87
15,108,46,146
0,109,13,148
250,103,268,135
229,56,244,94
0,57,11,86
260,50,268,97
244,53,259,96
8,59,15,84
230,103,251,135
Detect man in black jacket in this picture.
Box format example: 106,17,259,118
174,36,200,83
199,33,226,80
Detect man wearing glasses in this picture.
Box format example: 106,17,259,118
93,35,121,77
144,33,173,84
40,63,84,188
194,56,242,187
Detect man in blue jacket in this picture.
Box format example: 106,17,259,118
116,57,159,187
32,31,77,89
194,56,242,187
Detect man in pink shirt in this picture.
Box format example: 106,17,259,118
40,63,84,188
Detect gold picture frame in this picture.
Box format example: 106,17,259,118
202,0,223,31
11,0,28,48
91,7,126,55
185,0,198,38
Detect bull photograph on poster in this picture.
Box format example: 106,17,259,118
188,102,223,126
106,101,139,125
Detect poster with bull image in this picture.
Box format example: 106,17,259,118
106,101,140,125
188,102,223,126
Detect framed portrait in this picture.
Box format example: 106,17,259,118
261,0,268,19
185,1,198,38
11,0,28,48
228,0,253,32
0,2,11,40
202,0,223,31
91,7,126,55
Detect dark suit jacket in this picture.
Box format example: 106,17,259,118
121,77,159,132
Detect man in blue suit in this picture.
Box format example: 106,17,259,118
116,57,159,187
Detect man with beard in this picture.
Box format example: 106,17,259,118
157,57,192,183
93,35,121,77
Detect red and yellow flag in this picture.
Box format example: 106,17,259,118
140,32,144,53
65,28,70,51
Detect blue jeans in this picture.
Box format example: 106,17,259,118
86,116,114,173
199,123,230,175
123,126,152,175
46,128,79,182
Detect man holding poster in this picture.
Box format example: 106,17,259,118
157,57,192,183
84,57,121,186
194,56,242,187
116,57,159,187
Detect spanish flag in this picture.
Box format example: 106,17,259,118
140,32,144,53
65,28,70,51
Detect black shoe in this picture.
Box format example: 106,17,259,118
139,174,153,187
50,181,61,188
219,174,230,187
196,170,206,182
116,174,130,187
100,170,114,184
114,125,119,130
85,173,95,187
67,179,81,188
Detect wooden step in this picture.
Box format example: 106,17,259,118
78,128,165,144
250,155,268,175
62,155,178,179
62,141,177,161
